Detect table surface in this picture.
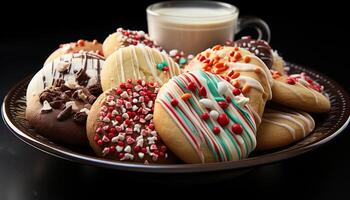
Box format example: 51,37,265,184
1,1,350,199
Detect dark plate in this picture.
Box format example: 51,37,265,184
2,62,350,175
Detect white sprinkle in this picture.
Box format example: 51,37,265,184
56,61,70,72
122,113,129,119
111,137,119,143
132,98,138,104
217,82,228,96
65,101,78,112
120,91,129,99
169,49,178,57
144,114,153,121
137,139,144,147
103,116,110,123
112,110,119,116
41,100,52,112
134,124,141,133
234,95,249,107
102,147,109,156
199,99,214,109
132,105,138,111
124,145,131,153
112,120,118,126
79,108,90,115
138,152,145,159
108,100,116,106
140,118,146,123
147,100,153,108
210,110,219,120
116,145,123,152
150,131,157,136
102,135,110,142
121,153,134,161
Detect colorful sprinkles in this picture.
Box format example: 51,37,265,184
93,79,168,163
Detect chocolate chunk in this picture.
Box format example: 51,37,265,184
87,84,102,96
64,90,72,97
60,93,70,101
75,69,90,86
50,100,64,109
57,105,73,121
84,104,92,110
74,111,87,125
60,84,71,92
39,91,54,103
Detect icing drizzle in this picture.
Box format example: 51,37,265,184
156,70,257,162
262,108,315,140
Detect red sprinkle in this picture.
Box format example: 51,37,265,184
187,82,196,91
213,127,221,135
287,78,296,85
217,113,229,126
201,113,210,120
198,86,207,97
97,140,103,146
218,101,229,108
118,141,125,146
232,123,243,134
171,98,179,107
232,88,241,96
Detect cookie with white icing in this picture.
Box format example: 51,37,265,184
271,72,331,113
256,107,315,150
87,79,175,163
186,45,273,126
45,39,103,65
102,28,162,58
154,70,257,163
100,45,181,91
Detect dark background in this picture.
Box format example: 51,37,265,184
1,0,349,199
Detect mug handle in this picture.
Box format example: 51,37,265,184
236,16,271,42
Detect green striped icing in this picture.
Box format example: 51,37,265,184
156,70,257,162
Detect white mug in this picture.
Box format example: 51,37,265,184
147,1,270,54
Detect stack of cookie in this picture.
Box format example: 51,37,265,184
25,28,331,164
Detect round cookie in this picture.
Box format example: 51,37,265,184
154,70,257,163
45,39,103,65
87,79,173,164
26,52,104,146
256,108,315,151
228,36,286,74
186,45,273,126
27,52,104,102
103,28,162,58
271,72,331,113
101,45,181,91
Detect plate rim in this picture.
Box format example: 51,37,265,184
2,63,350,173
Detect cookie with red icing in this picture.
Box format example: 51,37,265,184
154,70,258,163
45,39,103,65
87,79,174,163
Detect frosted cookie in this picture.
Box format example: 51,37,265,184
87,79,174,164
101,45,181,91
227,36,286,74
186,45,273,126
271,72,331,113
256,108,315,150
154,70,257,163
102,28,162,58
45,39,103,65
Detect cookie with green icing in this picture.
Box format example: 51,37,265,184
154,70,257,163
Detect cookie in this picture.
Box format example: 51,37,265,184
86,79,173,164
45,39,103,65
256,107,315,150
101,45,181,91
186,45,273,125
25,52,104,146
102,28,162,58
154,70,257,163
271,72,331,113
228,36,286,74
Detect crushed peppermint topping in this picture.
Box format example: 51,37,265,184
93,79,168,163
